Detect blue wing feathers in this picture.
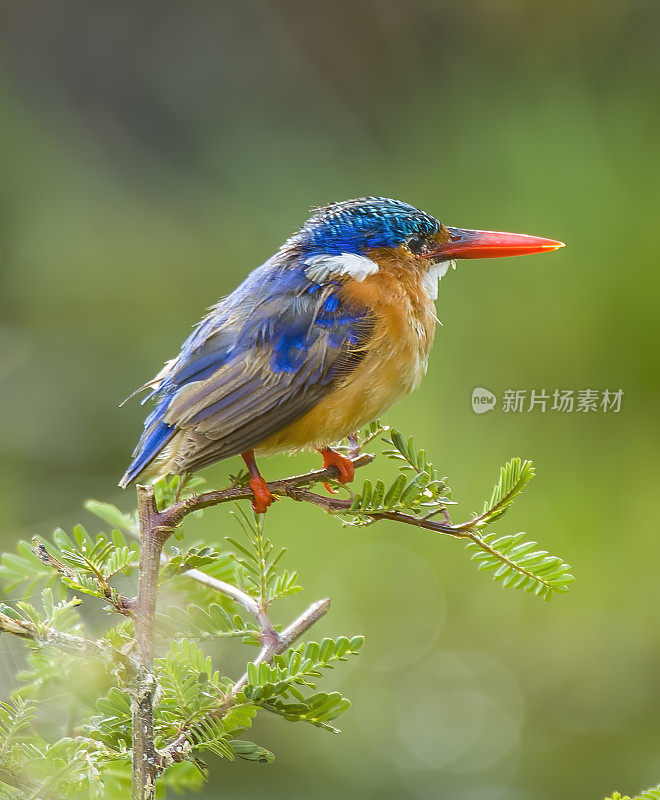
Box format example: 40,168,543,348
187,378,263,425
120,258,371,485
119,420,175,487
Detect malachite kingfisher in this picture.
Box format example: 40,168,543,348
120,197,563,512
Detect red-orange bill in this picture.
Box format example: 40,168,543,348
426,227,565,260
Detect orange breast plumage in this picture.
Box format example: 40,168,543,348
256,247,438,454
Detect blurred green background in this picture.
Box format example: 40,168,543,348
1,1,659,797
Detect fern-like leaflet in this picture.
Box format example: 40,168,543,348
465,531,574,600
606,787,660,800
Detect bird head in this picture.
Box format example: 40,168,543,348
288,196,564,271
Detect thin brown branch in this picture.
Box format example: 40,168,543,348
132,485,167,800
0,609,135,672
174,563,279,647
157,453,375,528
139,526,281,650
235,597,331,691
150,452,469,540
281,484,467,537
31,538,135,617
157,597,330,768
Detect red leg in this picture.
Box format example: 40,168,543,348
241,450,276,514
318,447,355,493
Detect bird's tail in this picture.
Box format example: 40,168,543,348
118,421,175,488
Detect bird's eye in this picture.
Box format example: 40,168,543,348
407,235,426,254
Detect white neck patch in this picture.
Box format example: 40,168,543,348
304,252,379,284
423,260,456,300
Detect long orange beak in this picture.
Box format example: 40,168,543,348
425,227,565,260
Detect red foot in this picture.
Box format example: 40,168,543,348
249,475,276,515
319,448,355,486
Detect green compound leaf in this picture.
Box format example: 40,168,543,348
605,787,660,800
84,500,136,534
382,428,450,491
158,602,258,642
0,696,36,755
159,545,227,585
343,427,452,523
229,739,275,764
0,526,138,603
187,705,259,761
465,531,574,601
245,636,364,701
226,506,301,605
258,691,352,733
85,687,133,750
156,639,224,732
478,457,535,526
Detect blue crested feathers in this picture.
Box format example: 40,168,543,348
292,196,440,256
